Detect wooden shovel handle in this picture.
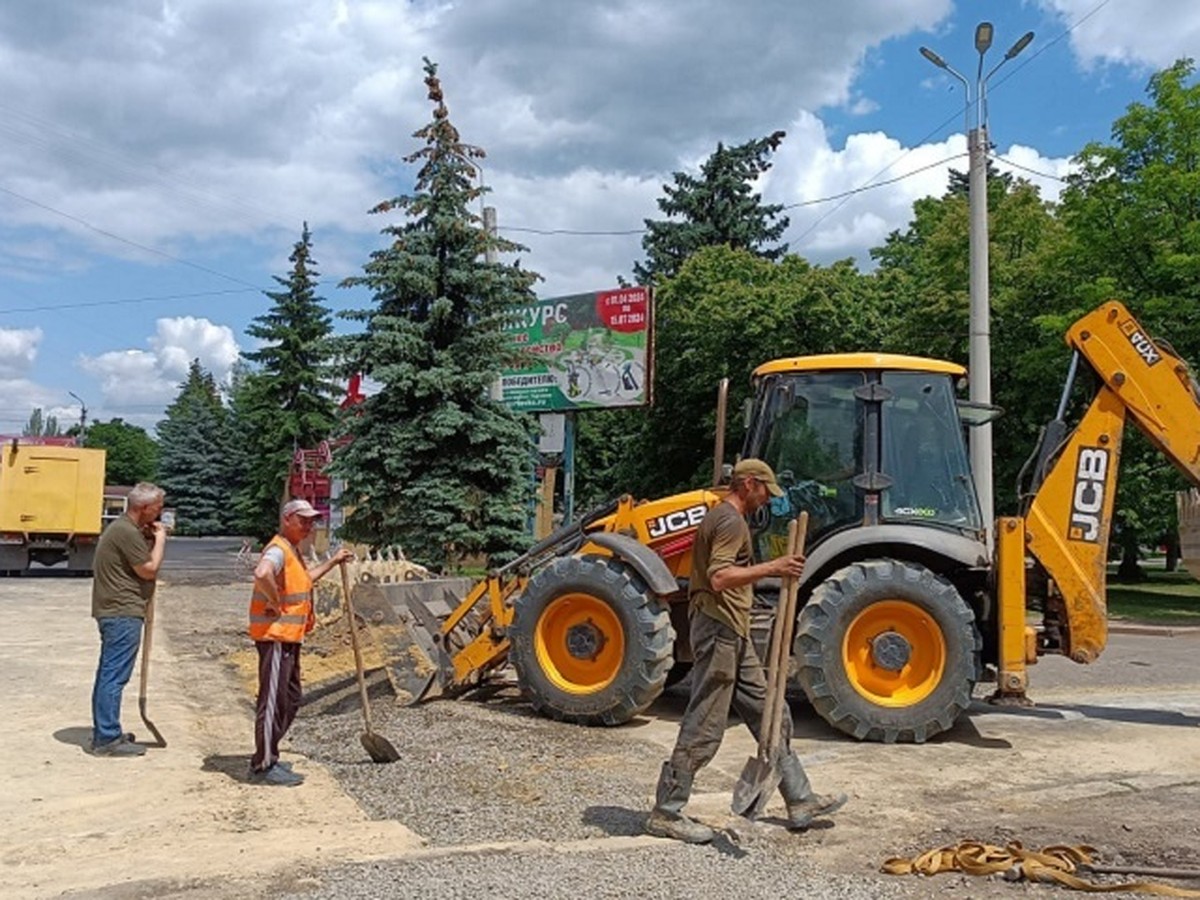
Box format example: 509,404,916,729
340,560,375,734
765,512,808,760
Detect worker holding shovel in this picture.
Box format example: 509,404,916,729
646,459,847,844
248,499,353,786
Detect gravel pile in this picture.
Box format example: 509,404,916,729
274,843,918,900
288,689,663,846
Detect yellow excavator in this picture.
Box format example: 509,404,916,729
352,299,1200,742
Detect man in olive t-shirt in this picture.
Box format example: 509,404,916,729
90,482,167,757
646,459,846,843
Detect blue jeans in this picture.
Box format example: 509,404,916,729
92,616,144,746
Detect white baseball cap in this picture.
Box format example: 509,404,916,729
281,498,322,518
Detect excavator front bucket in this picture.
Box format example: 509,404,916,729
349,576,476,703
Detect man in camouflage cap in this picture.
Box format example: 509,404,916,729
646,459,847,843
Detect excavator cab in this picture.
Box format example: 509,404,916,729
745,355,985,563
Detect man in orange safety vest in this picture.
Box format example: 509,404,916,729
248,499,352,786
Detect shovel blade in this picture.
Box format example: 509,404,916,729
360,731,401,764
731,755,780,818
138,695,167,748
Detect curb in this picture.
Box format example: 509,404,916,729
1108,622,1200,637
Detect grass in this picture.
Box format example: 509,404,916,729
1106,566,1200,625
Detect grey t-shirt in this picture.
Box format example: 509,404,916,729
92,516,155,618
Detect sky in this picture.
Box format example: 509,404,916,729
2,0,1199,434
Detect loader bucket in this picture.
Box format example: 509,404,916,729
349,576,476,703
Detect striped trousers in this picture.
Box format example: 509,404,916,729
251,640,303,772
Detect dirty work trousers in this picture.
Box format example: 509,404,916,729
251,639,302,772
668,610,797,776
92,615,144,746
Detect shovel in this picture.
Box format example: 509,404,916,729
340,560,401,764
732,513,807,817
137,594,167,748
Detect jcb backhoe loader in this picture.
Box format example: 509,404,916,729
356,299,1200,742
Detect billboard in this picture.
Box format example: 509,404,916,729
500,286,652,413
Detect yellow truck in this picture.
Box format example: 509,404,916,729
0,441,106,575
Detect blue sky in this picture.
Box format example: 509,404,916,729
1,0,1197,434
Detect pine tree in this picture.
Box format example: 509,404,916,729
158,360,233,535
231,224,338,539
633,131,790,284
334,59,539,570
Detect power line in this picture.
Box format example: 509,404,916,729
994,155,1071,183
0,183,266,290
0,286,265,316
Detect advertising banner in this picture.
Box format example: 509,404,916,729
500,286,652,413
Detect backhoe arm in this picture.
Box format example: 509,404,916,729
999,301,1200,693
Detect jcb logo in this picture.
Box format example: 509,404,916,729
1120,320,1162,367
1068,447,1109,543
647,504,706,539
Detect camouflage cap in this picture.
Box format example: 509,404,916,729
732,458,784,497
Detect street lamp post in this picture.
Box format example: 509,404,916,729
919,23,1033,548
67,391,88,434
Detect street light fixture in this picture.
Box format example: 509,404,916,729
67,391,88,434
919,23,1034,548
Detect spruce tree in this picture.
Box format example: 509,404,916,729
333,59,539,571
633,131,790,284
158,360,233,535
231,224,338,539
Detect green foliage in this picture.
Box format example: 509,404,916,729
23,408,62,437
579,247,891,503
157,360,235,536
872,168,1074,514
1057,58,1200,557
82,419,159,484
633,131,790,284
333,59,538,570
231,225,339,540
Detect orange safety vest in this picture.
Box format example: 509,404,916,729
248,536,314,643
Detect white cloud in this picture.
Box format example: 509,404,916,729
78,316,241,425
1039,0,1200,70
0,327,43,379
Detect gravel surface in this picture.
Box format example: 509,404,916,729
272,843,919,900
155,572,1198,900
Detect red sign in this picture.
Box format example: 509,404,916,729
595,287,649,334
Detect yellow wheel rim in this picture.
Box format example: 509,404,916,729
842,600,946,707
534,593,625,695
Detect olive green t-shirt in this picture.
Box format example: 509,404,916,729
689,500,754,637
91,515,155,618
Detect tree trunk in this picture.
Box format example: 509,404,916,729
1116,527,1145,582
1165,531,1180,573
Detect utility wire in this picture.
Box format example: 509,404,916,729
0,184,266,290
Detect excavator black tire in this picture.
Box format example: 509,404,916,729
510,555,674,726
795,558,980,744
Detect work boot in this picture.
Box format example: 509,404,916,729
645,762,715,844
250,764,304,787
91,735,146,757
778,751,847,830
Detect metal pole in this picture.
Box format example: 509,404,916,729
563,412,576,523
483,206,497,264
967,124,994,544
